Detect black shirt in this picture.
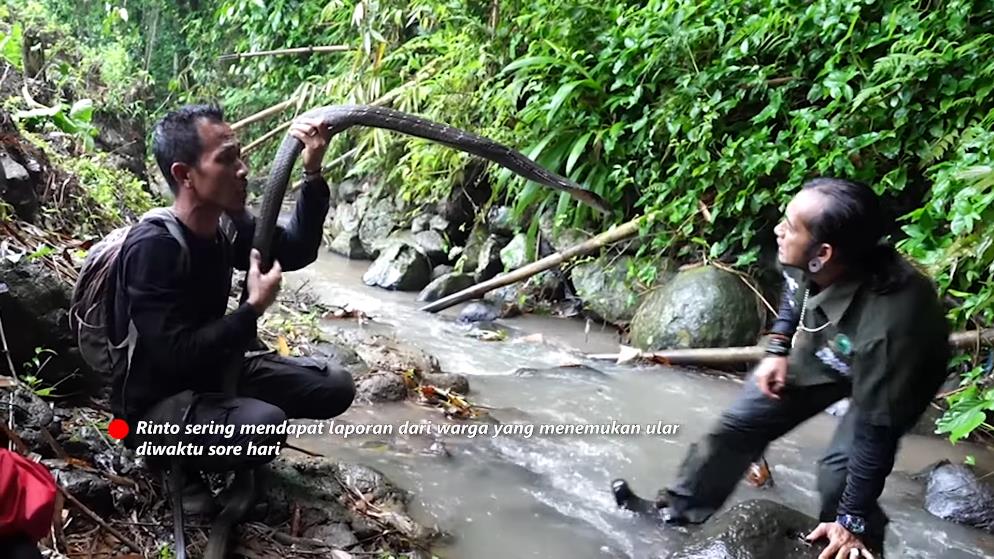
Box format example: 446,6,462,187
108,179,330,419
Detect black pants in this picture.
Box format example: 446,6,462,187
127,353,356,472
664,380,889,553
0,534,42,559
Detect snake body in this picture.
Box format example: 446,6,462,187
252,104,612,267
203,105,608,558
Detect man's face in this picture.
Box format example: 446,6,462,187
774,189,826,268
188,119,249,213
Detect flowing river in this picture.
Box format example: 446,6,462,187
286,251,994,559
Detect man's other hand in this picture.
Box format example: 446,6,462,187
806,522,875,559
247,248,282,315
290,116,331,173
755,356,788,399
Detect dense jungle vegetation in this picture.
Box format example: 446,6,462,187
2,0,993,442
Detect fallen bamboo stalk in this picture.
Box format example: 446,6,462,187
232,96,300,132
588,327,994,369
242,63,436,156
219,45,351,62
421,213,655,313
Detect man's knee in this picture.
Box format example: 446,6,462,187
310,366,356,419
238,399,288,446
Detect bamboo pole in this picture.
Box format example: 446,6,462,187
420,213,654,313
241,71,428,156
219,45,351,62
231,96,299,132
587,328,994,369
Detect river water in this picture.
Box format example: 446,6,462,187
286,251,994,559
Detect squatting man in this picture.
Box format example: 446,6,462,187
613,178,951,559
111,104,356,514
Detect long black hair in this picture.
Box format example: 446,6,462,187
801,177,912,293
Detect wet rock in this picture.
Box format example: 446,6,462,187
670,499,821,559
429,215,450,233
0,146,39,222
924,460,994,532
458,301,500,323
630,265,763,350
330,231,370,259
359,196,404,258
539,212,591,252
484,270,563,313
47,463,114,517
432,264,454,280
264,456,349,525
434,161,491,246
356,373,408,402
421,372,470,394
454,222,489,275
486,205,516,237
363,243,432,291
329,202,362,239
411,214,431,233
499,233,530,270
417,272,476,303
414,229,448,265
474,235,508,281
93,112,147,183
9,388,55,456
572,254,676,326
0,260,94,393
335,178,363,203
306,522,359,549
513,365,606,379
347,333,441,377
314,341,370,377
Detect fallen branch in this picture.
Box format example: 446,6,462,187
421,213,655,313
58,484,144,554
219,45,351,62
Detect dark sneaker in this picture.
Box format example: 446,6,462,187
611,479,660,515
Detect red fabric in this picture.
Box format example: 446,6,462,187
0,449,56,541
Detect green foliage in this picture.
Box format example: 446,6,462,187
15,98,99,149
63,153,157,230
0,21,23,69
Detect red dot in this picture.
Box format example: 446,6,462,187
108,419,129,440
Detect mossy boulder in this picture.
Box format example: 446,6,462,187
629,265,762,350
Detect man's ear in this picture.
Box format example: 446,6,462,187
817,243,834,265
170,161,194,191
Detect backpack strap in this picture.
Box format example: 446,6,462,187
141,208,190,274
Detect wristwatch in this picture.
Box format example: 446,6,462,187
302,168,323,183
836,513,866,535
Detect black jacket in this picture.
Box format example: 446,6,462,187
109,179,330,419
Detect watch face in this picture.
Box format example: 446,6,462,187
841,514,865,534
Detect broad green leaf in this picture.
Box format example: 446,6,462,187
566,132,592,174
545,81,583,125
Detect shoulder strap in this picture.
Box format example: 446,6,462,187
140,208,190,274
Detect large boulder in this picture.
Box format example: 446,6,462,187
0,261,95,393
454,222,489,274
359,195,404,258
572,254,676,326
630,265,762,350
539,211,591,253
484,270,564,313
670,500,821,559
413,230,448,266
924,460,994,533
486,205,515,237
363,243,432,291
499,233,530,271
474,235,508,281
327,201,370,259
0,145,41,222
433,159,492,246
417,272,476,303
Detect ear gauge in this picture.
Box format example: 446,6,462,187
808,258,823,273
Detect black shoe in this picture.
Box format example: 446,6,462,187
611,479,660,515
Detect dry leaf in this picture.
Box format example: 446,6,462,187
276,335,291,357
